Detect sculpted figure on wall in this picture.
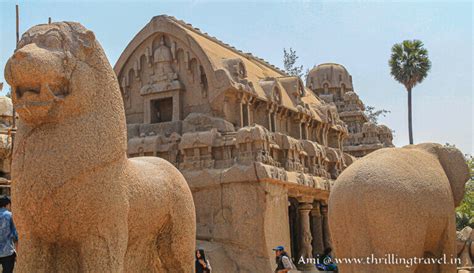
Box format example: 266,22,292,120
153,37,177,82
141,35,182,95
5,22,195,273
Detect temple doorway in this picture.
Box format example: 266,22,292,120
150,97,173,123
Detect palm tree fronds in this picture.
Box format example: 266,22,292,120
389,39,431,91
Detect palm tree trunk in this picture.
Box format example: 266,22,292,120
407,87,413,144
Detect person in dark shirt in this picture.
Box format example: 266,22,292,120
316,247,338,272
0,195,18,273
273,246,295,273
195,249,211,273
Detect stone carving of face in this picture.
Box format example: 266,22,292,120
4,22,96,125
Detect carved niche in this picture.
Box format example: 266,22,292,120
140,36,183,95
121,32,211,124
130,35,188,124
222,58,254,93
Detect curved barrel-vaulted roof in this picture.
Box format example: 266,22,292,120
115,15,347,132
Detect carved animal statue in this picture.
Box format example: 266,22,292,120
457,227,474,273
4,22,196,273
329,143,470,273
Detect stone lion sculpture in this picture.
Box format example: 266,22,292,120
329,143,470,273
4,22,195,273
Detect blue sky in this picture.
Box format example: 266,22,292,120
1,0,472,154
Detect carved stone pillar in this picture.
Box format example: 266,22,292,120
321,204,332,251
267,103,275,132
320,124,326,145
323,125,329,146
311,202,325,258
286,113,292,133
304,123,309,140
309,124,315,141
239,100,244,128
268,111,272,131
299,121,303,140
338,132,344,150
247,99,253,125
297,202,314,271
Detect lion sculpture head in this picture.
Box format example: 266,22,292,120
4,22,119,126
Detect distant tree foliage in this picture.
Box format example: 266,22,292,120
283,48,304,78
446,144,474,230
365,105,390,125
456,155,474,230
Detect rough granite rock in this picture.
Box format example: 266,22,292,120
4,21,195,273
457,227,474,271
328,143,470,273
182,112,235,133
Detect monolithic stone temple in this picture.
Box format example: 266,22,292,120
307,63,394,157
114,15,383,272
0,96,12,174
0,83,12,195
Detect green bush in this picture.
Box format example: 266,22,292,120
456,155,474,230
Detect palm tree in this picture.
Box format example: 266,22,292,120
389,40,431,144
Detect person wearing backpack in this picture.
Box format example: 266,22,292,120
195,249,212,273
273,246,296,273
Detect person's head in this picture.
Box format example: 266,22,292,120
273,246,285,257
0,195,11,210
196,249,206,261
324,247,332,256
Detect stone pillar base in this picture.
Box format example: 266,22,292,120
296,263,318,272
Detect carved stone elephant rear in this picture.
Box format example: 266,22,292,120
329,143,470,273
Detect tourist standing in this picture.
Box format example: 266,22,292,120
273,246,296,273
195,249,212,273
0,195,18,273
